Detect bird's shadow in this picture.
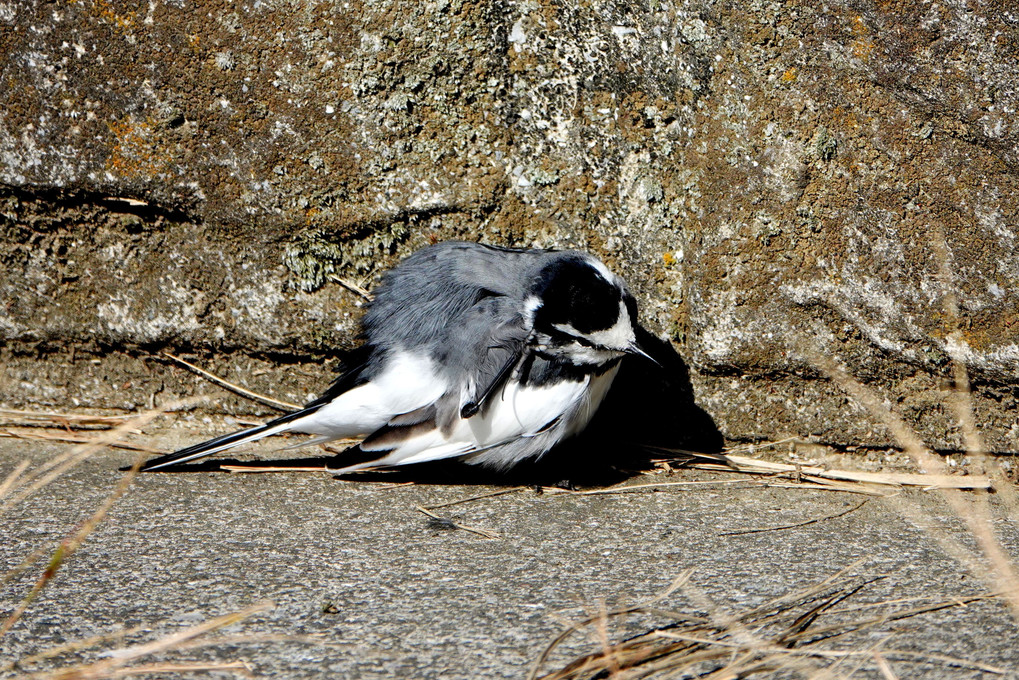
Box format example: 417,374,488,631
148,331,722,487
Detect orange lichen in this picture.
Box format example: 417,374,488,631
831,105,860,130
69,0,137,30
780,67,797,83
105,118,175,179
849,15,875,60
851,39,876,59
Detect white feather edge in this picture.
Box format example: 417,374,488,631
294,351,448,437
167,353,620,474
330,370,617,472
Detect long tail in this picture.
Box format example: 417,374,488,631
140,408,318,472
143,349,374,472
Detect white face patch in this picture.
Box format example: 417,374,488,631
558,343,626,365
552,299,635,352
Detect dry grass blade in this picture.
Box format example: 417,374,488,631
719,498,870,536
762,481,888,496
0,458,30,498
0,403,181,517
804,344,1019,620
0,409,134,429
327,273,373,300
415,506,500,539
0,450,148,636
532,570,1001,680
13,661,253,680
717,436,802,455
6,623,151,670
0,427,164,453
804,349,936,467
698,454,991,490
542,479,760,497
1,399,205,637
547,477,889,499
89,661,251,679
930,228,1019,617
867,650,1008,675
2,545,52,588
162,631,329,653
220,465,332,473
161,352,300,411
8,602,272,680
100,602,272,666
373,481,417,490
528,570,695,680
422,487,525,510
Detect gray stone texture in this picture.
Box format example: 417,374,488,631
2,0,1017,451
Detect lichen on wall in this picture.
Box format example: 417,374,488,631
1,0,1017,452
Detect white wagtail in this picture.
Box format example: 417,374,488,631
140,241,658,473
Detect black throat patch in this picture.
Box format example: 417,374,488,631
522,353,622,386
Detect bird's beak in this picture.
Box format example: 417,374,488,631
626,338,661,366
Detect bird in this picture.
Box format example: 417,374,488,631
140,240,659,474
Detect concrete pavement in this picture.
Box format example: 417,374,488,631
2,431,1018,678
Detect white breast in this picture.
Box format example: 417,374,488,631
467,376,593,445
384,364,622,466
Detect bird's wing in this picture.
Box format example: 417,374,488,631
457,305,533,418
329,374,592,474
327,295,536,472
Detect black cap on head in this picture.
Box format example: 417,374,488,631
532,256,624,335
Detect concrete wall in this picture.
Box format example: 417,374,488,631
2,0,1017,452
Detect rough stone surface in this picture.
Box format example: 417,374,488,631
2,438,1019,678
2,1,1018,452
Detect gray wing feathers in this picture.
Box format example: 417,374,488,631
458,308,531,418
363,242,545,352
364,241,541,410
355,309,530,458
347,242,543,461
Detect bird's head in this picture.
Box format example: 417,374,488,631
527,254,655,366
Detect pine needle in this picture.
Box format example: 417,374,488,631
160,352,300,411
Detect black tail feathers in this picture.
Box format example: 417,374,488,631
140,408,317,472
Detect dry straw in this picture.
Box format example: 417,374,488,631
529,566,1004,680
159,352,300,412
1,398,278,678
